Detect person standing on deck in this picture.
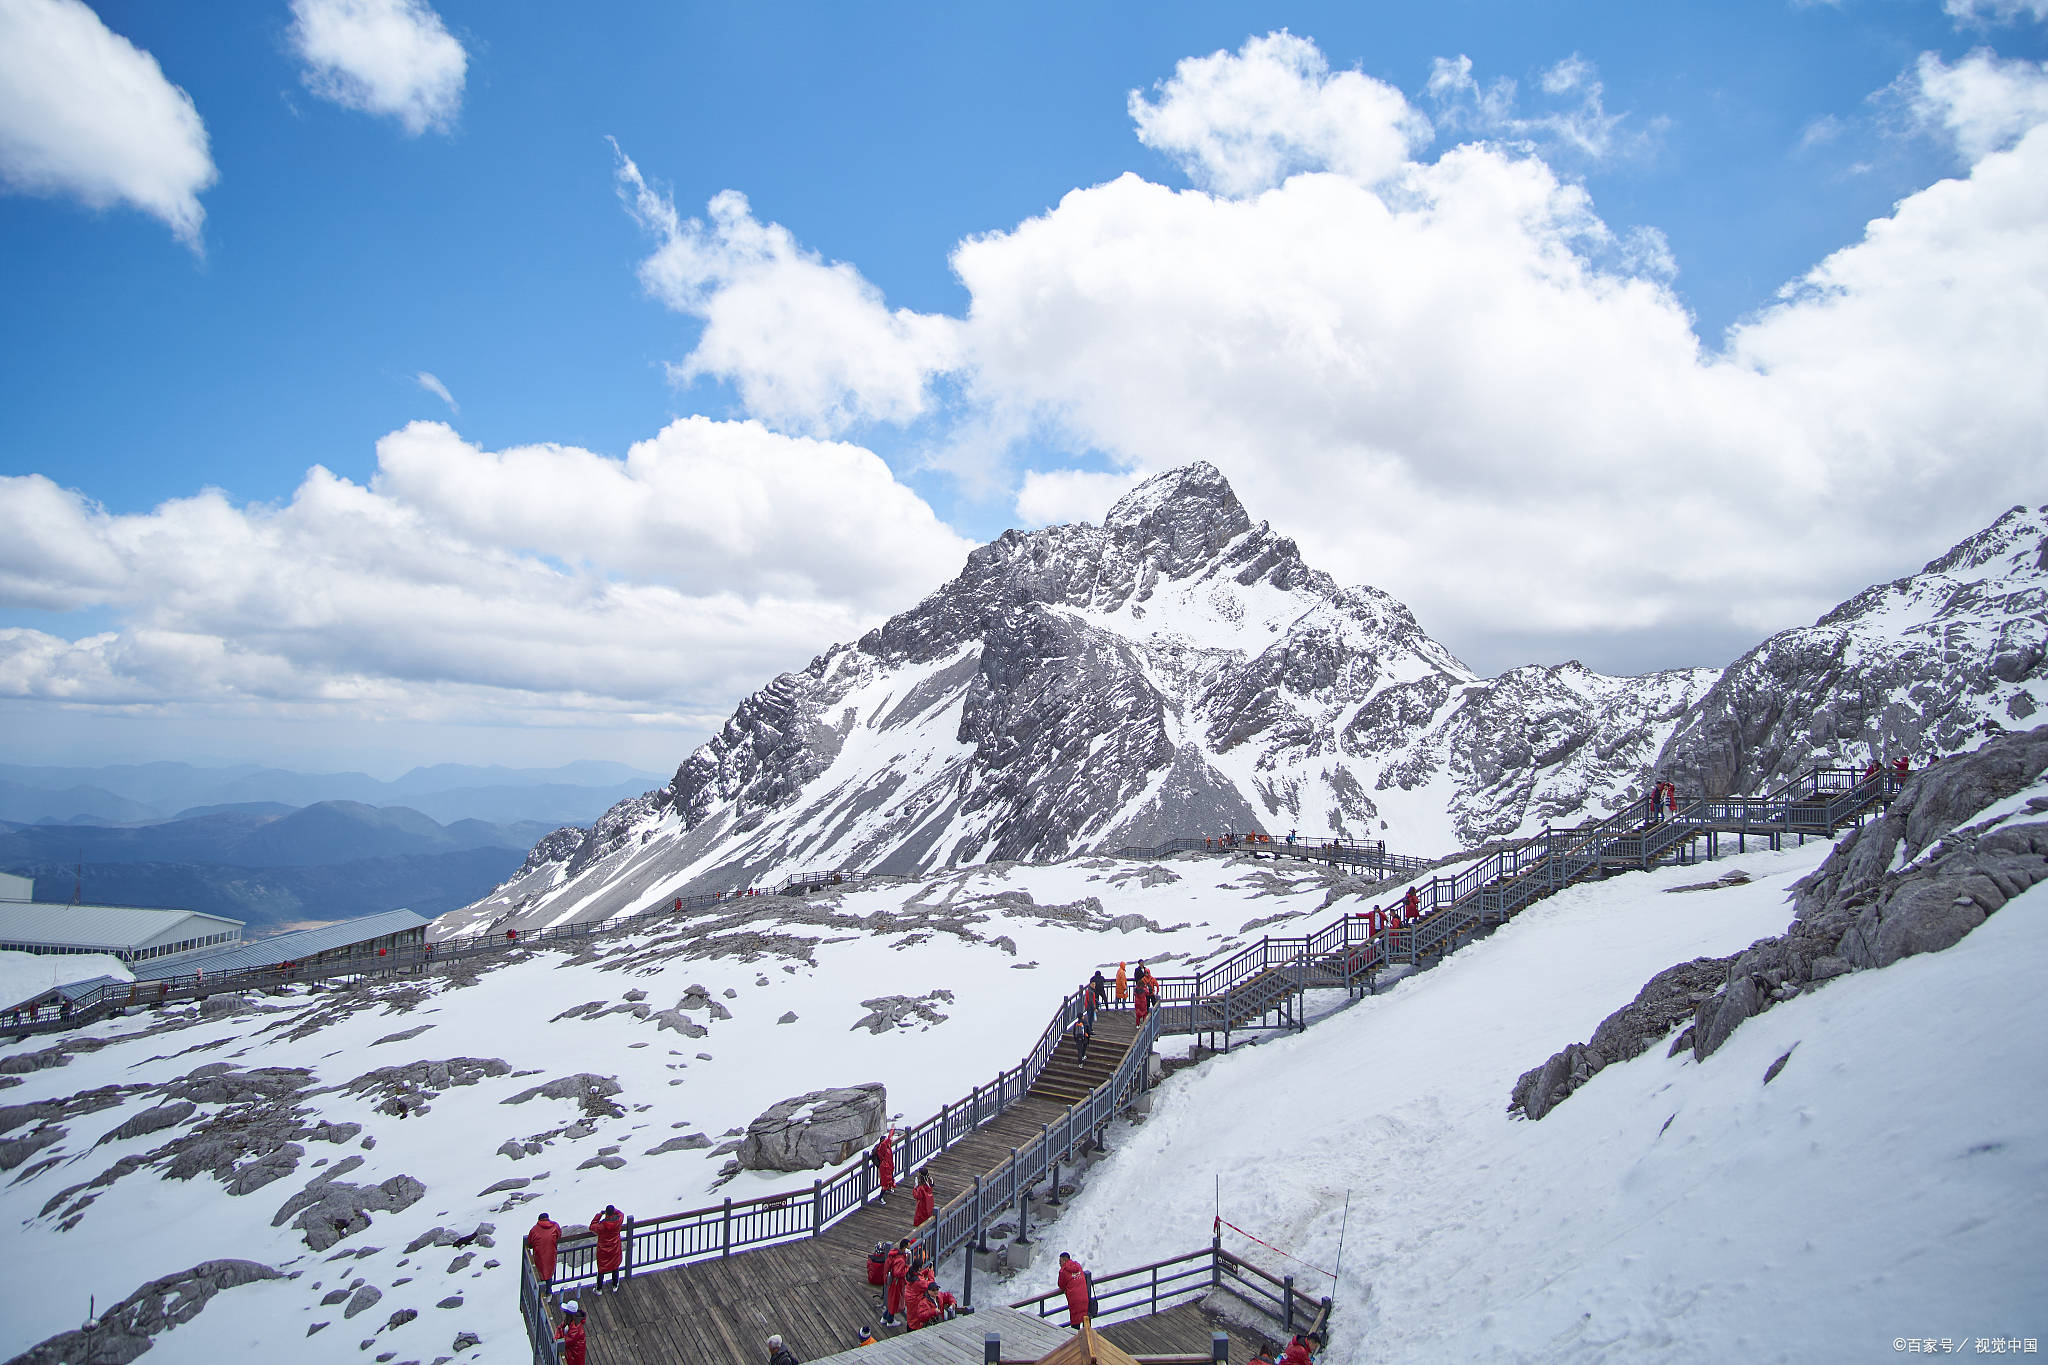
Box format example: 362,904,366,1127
882,1238,911,1324
1403,886,1420,923
1067,1016,1091,1065
1115,962,1128,1004
912,1171,936,1227
1134,980,1151,1027
872,1127,896,1192
767,1333,800,1365
1057,1252,1091,1328
1089,969,1109,1009
555,1301,586,1365
589,1204,626,1292
525,1212,561,1289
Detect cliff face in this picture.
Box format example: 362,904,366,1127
447,464,1716,937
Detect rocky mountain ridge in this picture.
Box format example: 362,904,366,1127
442,464,1717,937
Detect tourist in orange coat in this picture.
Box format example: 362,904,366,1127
589,1205,626,1291
912,1171,935,1227
1056,1252,1090,1327
525,1212,561,1286
1115,962,1128,1003
882,1239,911,1324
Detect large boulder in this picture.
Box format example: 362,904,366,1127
736,1084,887,1173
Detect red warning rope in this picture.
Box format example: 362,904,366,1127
1214,1216,1337,1281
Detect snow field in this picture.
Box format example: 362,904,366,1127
0,854,1342,1364
1012,841,2048,1363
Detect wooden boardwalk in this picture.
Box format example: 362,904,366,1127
1098,1302,1277,1363
581,1014,1138,1365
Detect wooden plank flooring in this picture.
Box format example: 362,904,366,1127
580,1015,1138,1365
1098,1302,1279,1363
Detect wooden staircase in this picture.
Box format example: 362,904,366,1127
1027,1009,1138,1104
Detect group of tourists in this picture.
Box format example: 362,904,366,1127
525,1204,627,1365
1248,1331,1325,1365
861,1129,957,1336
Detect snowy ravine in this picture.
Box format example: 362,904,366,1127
0,854,1364,1365
446,464,1721,938
1014,849,2047,1361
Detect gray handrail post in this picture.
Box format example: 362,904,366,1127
972,1175,988,1252
1212,1224,1222,1289
1283,1275,1294,1330
1212,1331,1231,1365
622,1215,635,1282
985,1333,1001,1364
1012,1148,1030,1245
811,1178,823,1236
721,1196,732,1258
1048,1158,1060,1205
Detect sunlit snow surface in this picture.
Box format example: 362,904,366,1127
1019,844,2048,1363
6,838,2042,1364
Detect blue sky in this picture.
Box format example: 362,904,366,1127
1,0,2044,773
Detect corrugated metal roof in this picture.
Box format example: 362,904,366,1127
131,907,429,979
0,903,239,951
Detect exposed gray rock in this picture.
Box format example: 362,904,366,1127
777,1012,798,1025
344,1285,382,1319
96,1101,197,1146
849,991,953,1034
383,1309,417,1331
737,1083,887,1172
436,1297,463,1310
643,1133,711,1156
273,1159,427,1251
452,1332,482,1352
500,1074,623,1119
1510,955,1736,1120
476,1177,528,1196
1514,724,2048,1118
338,1058,511,1119
5,1259,279,1365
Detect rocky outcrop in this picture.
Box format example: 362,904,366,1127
737,1083,887,1173
1512,724,2048,1119
3,1259,280,1365
1509,955,1738,1120
271,1156,428,1251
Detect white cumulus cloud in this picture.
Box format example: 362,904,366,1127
1910,49,2048,161
1128,30,1428,196
0,0,216,248
1945,0,2048,26
615,147,963,436
289,0,467,136
0,419,973,721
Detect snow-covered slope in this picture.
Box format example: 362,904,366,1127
448,464,1715,938
1658,502,2048,795
1018,842,2047,1362
0,853,1355,1365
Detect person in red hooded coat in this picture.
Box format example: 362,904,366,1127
912,1172,935,1227
555,1302,586,1365
882,1239,911,1324
589,1205,626,1291
1279,1332,1321,1365
525,1212,561,1287
1056,1252,1090,1327
905,1267,955,1330
873,1128,896,1192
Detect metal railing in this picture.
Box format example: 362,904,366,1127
1009,1241,1333,1342
1146,764,1894,1044
541,983,1110,1293
1110,833,1435,880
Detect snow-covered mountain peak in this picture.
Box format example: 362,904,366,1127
447,463,1723,937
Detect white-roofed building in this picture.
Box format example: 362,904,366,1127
0,871,32,903
129,907,428,981
0,901,244,966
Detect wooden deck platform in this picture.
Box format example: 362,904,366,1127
1098,1302,1277,1363
580,1016,1138,1365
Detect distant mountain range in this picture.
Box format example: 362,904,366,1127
0,795,636,934
0,760,664,828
